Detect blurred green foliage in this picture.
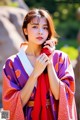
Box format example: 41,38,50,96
24,0,80,40
56,38,78,60
56,38,78,49
60,46,78,60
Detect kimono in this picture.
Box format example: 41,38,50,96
2,47,77,120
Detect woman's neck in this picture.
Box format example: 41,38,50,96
25,43,42,57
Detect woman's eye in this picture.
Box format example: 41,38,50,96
32,26,38,28
43,27,48,30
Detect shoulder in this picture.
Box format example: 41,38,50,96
3,54,18,69
53,50,68,59
6,54,17,63
53,50,70,65
7,54,17,61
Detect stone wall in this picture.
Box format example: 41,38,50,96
0,6,28,107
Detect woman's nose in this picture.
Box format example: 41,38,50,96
38,28,43,34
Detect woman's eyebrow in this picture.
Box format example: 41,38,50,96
31,23,39,25
43,24,48,26
31,23,48,26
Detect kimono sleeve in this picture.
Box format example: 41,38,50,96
55,52,77,120
2,58,25,120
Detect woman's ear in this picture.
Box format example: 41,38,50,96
23,28,27,35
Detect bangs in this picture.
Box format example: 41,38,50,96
30,16,48,25
24,13,42,25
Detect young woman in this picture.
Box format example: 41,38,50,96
2,8,77,120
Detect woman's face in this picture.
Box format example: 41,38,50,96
25,17,49,45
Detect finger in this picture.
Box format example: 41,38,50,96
44,57,49,62
44,44,55,50
39,54,49,63
40,59,49,68
42,58,49,64
43,45,51,49
37,53,44,61
44,40,55,47
45,60,50,65
45,40,55,45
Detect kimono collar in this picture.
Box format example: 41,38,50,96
17,47,34,76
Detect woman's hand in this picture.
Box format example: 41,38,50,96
43,39,55,53
43,39,56,63
33,53,49,78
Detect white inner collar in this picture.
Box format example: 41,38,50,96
17,47,34,76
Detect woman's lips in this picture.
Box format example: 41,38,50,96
36,37,43,40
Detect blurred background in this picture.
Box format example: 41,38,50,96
0,0,80,119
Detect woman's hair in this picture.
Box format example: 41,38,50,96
22,8,58,43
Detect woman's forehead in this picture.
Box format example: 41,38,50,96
30,17,48,25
